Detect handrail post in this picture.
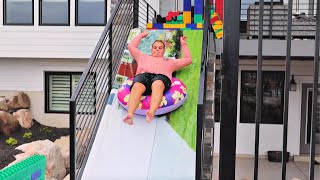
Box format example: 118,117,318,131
69,100,76,179
108,24,113,90
133,0,139,28
219,0,240,179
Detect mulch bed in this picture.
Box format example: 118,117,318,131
0,120,69,170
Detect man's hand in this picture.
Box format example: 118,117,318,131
141,31,149,38
180,36,187,44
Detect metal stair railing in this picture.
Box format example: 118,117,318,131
69,0,156,179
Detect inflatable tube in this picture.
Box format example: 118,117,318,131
117,77,187,115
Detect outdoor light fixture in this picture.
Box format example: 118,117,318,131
290,75,297,91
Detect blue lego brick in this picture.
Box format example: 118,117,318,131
194,0,203,14
152,23,164,29
186,23,197,29
31,169,41,180
183,0,192,11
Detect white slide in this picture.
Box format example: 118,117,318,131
82,89,195,180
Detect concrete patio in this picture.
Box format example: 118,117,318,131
212,156,320,180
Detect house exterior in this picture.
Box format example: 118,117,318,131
0,0,158,128
0,0,318,158
0,0,113,127
213,0,320,156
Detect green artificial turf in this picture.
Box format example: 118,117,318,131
169,30,203,151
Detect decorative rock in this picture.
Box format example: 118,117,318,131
63,174,70,180
15,139,66,180
76,128,91,166
0,98,8,111
0,111,19,136
46,176,58,180
13,109,34,129
54,136,70,171
7,92,30,110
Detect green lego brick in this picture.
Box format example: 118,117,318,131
177,15,183,21
194,14,203,23
0,155,46,180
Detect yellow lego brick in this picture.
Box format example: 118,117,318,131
213,21,223,30
196,23,203,29
146,23,153,29
183,11,191,24
163,23,186,29
216,30,223,39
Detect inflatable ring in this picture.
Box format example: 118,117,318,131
117,77,187,115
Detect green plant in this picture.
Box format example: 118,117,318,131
6,137,18,146
40,126,52,133
23,132,32,138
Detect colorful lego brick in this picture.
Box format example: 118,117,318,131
183,11,191,23
215,29,223,39
194,14,203,23
215,0,224,22
196,23,203,29
163,23,186,29
210,16,219,24
147,23,153,29
213,20,223,30
194,0,204,14
186,23,197,29
166,16,172,21
168,11,180,18
177,15,183,21
0,155,46,180
184,0,192,11
153,23,165,29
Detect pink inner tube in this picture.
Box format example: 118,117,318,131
117,77,187,115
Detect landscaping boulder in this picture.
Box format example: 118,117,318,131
13,109,33,129
76,128,91,166
0,111,19,136
7,92,30,110
15,139,66,180
0,98,8,111
54,136,70,171
63,174,70,180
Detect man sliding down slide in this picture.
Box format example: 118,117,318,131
123,31,192,125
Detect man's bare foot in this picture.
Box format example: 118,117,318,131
123,114,134,125
146,111,155,123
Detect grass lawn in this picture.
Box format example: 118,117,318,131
169,30,203,151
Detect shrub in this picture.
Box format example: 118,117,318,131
40,126,52,133
23,132,32,138
6,138,18,146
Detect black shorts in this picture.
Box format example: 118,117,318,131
130,73,171,96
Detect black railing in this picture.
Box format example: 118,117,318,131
69,0,156,179
246,2,319,39
213,2,320,39
216,0,319,180
197,0,211,179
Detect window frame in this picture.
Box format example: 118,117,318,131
3,0,34,25
45,71,83,114
39,0,70,26
240,70,285,124
75,0,107,26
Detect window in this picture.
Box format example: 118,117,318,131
214,70,221,122
4,0,34,25
76,0,107,26
240,71,285,124
40,0,70,25
45,72,96,113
